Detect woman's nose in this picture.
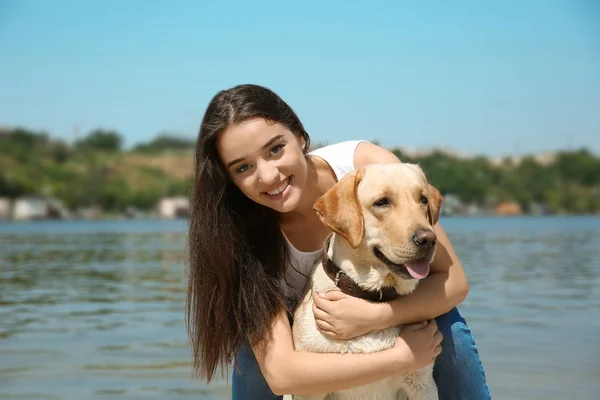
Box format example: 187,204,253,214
257,160,280,185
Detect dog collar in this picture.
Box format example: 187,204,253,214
321,235,399,303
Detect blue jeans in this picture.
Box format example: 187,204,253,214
232,307,491,399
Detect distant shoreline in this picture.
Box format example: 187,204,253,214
1,213,599,224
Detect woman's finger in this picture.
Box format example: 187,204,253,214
312,306,331,322
313,292,333,312
425,319,438,333
319,290,347,301
406,321,429,331
434,330,444,345
316,319,335,332
319,329,339,339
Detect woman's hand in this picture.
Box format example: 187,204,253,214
392,320,443,372
312,290,442,372
313,291,382,339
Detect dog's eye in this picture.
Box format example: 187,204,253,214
420,196,428,205
373,197,390,207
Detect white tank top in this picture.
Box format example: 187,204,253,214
284,140,367,293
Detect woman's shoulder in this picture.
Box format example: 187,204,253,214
310,140,401,177
310,140,369,179
310,140,368,156
352,141,401,169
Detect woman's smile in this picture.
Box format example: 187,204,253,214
263,176,292,199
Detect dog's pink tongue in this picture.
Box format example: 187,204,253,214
405,258,431,280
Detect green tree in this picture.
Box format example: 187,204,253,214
0,128,48,163
553,148,600,186
133,133,195,153
46,140,71,163
75,129,122,152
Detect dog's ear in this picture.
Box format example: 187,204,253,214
404,163,444,225
313,168,366,248
426,184,443,225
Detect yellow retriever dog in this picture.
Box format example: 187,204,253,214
292,163,443,400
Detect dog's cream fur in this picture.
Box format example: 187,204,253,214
292,163,443,400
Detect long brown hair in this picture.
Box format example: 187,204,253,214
186,84,311,381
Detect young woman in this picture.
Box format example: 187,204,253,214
186,84,491,399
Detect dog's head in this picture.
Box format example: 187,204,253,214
313,163,443,290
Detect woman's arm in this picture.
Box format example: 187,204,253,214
252,309,441,396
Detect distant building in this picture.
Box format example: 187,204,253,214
495,201,523,216
13,197,51,220
157,196,189,219
12,196,69,220
440,194,463,216
0,197,11,220
465,203,484,216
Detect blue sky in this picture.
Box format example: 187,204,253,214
1,0,599,156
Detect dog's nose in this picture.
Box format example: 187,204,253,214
413,229,437,248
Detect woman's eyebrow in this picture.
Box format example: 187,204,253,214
227,157,245,169
261,135,284,150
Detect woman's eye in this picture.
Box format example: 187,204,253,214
270,143,285,156
373,197,390,207
236,164,251,174
420,196,428,205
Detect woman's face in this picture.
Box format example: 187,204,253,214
216,118,308,213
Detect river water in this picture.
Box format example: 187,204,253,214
1,217,599,399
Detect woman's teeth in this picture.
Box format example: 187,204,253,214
266,178,290,195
